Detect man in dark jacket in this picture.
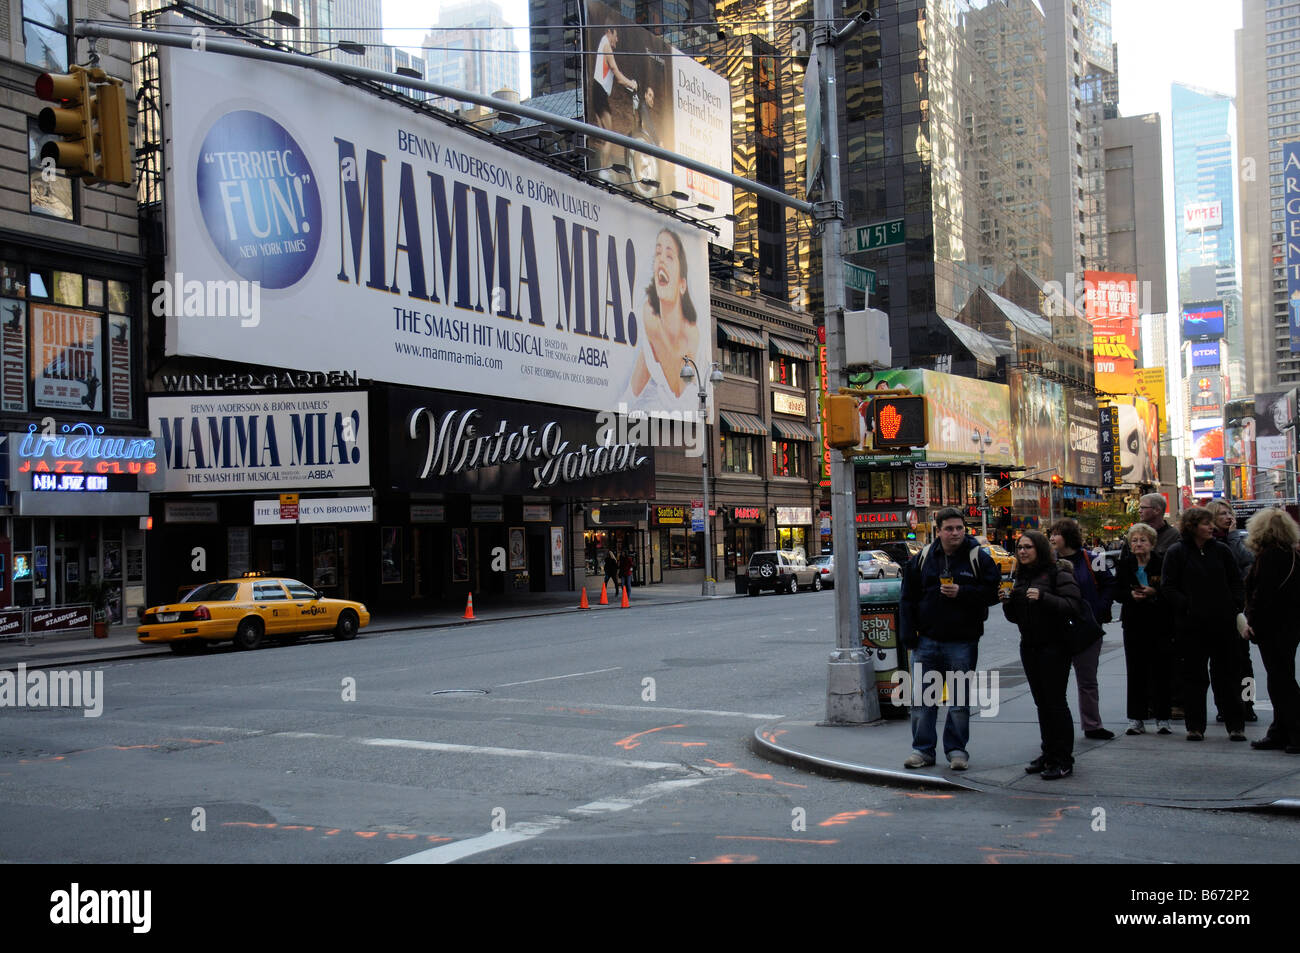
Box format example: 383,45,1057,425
604,551,620,595
1138,494,1181,556
899,508,1000,771
1207,499,1258,723
1161,507,1248,741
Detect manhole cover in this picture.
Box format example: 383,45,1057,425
430,689,489,696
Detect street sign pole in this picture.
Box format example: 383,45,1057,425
817,5,879,724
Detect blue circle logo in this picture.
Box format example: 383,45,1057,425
195,110,322,289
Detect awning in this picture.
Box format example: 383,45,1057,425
719,410,768,435
771,418,817,441
769,336,815,361
717,321,764,349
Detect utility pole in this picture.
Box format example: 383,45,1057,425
816,3,880,724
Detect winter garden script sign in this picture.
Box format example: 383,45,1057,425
158,47,713,416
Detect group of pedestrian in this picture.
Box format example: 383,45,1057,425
602,549,635,595
898,494,1300,780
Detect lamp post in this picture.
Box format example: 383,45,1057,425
971,428,992,540
681,357,724,596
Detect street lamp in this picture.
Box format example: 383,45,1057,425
681,356,724,596
971,428,992,540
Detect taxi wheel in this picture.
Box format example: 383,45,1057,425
233,618,263,651
334,610,359,641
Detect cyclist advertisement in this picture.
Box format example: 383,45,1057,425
584,0,734,247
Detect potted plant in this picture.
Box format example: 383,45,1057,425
83,579,111,638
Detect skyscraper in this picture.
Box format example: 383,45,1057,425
424,0,522,112
1237,0,1300,389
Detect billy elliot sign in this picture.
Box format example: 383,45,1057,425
158,46,712,417
387,388,654,499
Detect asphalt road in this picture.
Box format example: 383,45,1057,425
0,591,1295,867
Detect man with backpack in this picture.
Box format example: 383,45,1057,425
898,508,1001,771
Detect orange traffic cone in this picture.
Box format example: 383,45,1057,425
599,580,609,605
620,585,630,608
579,587,590,609
463,593,475,620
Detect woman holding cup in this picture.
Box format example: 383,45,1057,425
1113,522,1172,735
1001,530,1083,780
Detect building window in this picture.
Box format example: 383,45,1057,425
24,0,71,71
769,356,803,388
660,528,702,569
720,344,758,378
721,433,760,474
29,120,75,221
771,440,805,478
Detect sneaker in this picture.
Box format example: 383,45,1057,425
903,752,935,769
1229,730,1248,742
1084,728,1115,740
1041,763,1073,780
1025,756,1045,774
1186,730,1204,741
949,753,969,771
1126,720,1145,736
1156,720,1173,735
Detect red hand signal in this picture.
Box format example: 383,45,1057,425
878,403,902,440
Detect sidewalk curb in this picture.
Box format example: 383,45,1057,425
751,723,1300,814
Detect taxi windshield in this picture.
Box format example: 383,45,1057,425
181,583,241,602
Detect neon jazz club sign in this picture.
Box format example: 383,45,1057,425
12,423,160,492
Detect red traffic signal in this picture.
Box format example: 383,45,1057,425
34,65,132,186
870,394,926,448
1051,474,1063,488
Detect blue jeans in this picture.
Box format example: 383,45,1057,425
909,637,979,760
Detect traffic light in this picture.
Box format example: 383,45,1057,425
35,65,132,186
1051,474,1063,488
825,394,861,450
871,394,927,448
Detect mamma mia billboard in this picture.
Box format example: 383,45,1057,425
158,47,712,416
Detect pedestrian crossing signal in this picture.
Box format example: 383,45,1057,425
871,395,926,448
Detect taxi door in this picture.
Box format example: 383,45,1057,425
284,580,332,634
251,580,294,637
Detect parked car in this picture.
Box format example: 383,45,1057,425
875,540,922,569
857,550,902,579
809,554,836,588
138,572,371,653
746,550,821,595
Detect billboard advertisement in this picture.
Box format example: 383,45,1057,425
1255,390,1297,501
1190,341,1221,368
159,46,712,418
584,1,734,247
1084,271,1140,395
1064,392,1100,486
1183,201,1223,231
1224,397,1256,500
1285,142,1300,352
33,304,102,413
847,369,1012,465
1133,367,1167,437
1191,421,1224,466
1010,369,1064,476
1114,395,1160,485
1182,301,1225,341
1189,373,1223,415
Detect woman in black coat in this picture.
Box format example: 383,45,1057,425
1113,522,1173,735
1243,508,1300,752
1001,530,1083,780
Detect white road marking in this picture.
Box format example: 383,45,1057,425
494,698,786,720
360,737,682,771
495,667,622,688
390,775,721,864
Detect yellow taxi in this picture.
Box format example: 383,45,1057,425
138,572,371,653
982,543,1017,576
